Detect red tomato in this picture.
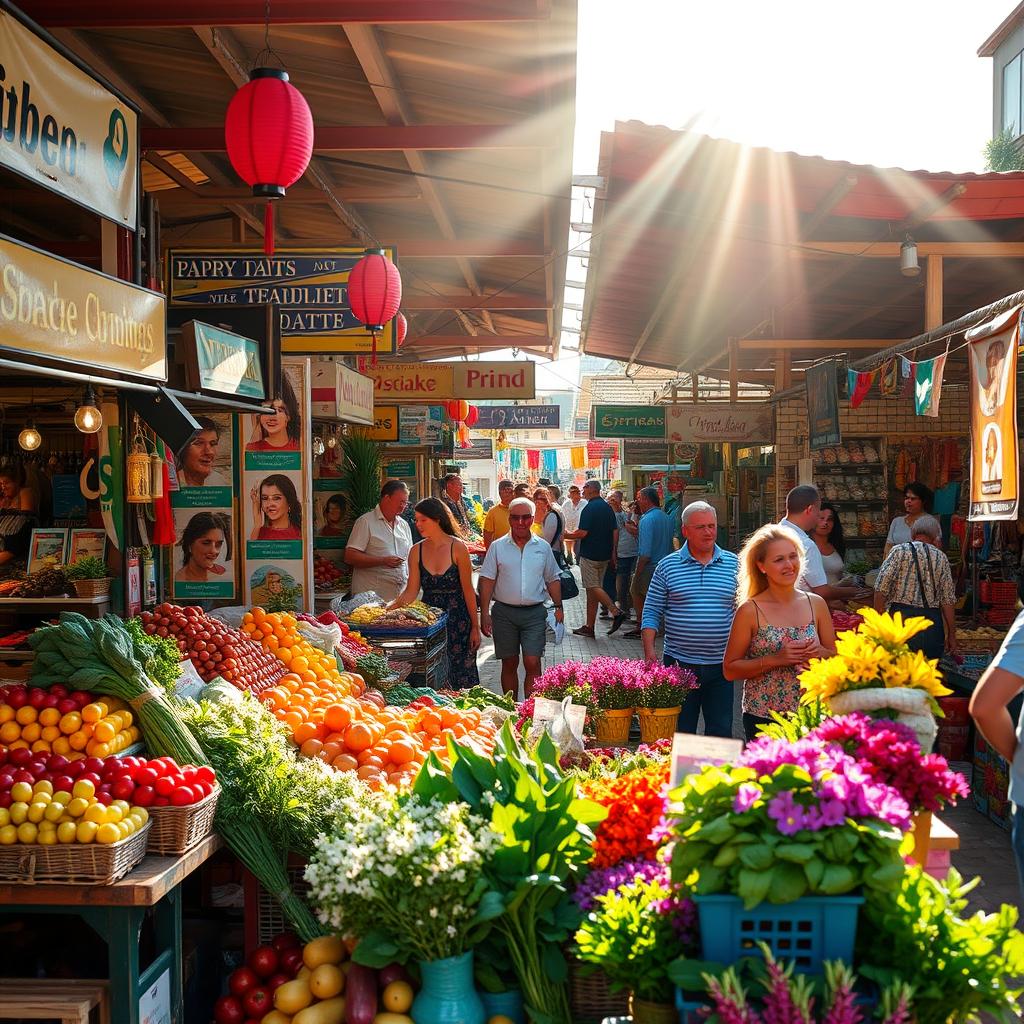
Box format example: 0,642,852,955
152,796,170,807
196,766,216,786
111,778,136,801
132,766,159,787
154,776,177,798
133,785,155,807
170,786,195,806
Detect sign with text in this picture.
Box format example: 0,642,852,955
366,360,536,401
805,361,841,451
168,248,396,355
182,321,265,400
622,439,671,464
666,403,774,445
462,437,494,460
0,233,165,380
310,360,374,424
475,404,560,430
363,405,398,442
592,405,666,439
399,405,443,445
0,11,138,226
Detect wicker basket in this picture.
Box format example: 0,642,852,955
146,785,219,855
567,954,628,1024
72,578,111,599
594,708,633,746
636,706,681,744
0,821,150,885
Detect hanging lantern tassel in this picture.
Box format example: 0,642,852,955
458,423,472,449
264,202,275,256
371,329,378,367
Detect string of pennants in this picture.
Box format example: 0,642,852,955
497,441,620,474
846,350,949,418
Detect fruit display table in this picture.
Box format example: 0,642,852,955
0,834,221,1024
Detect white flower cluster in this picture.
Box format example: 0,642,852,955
304,793,501,963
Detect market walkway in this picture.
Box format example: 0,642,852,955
475,564,1022,917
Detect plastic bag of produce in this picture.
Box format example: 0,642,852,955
296,619,343,655
208,606,249,630
528,694,585,757
331,592,384,616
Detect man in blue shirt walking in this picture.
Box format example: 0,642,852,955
623,487,676,638
641,500,739,737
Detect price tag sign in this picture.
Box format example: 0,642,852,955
670,733,744,787
173,659,207,700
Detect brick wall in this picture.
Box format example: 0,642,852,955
773,387,969,517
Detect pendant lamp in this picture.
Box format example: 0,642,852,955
347,248,402,364
395,311,408,349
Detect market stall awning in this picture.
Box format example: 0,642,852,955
11,1,578,359
581,121,1024,378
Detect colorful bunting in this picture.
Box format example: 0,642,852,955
914,353,947,417
542,449,558,475
571,446,587,469
527,449,540,469
846,368,876,409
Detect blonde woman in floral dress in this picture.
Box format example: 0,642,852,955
724,525,836,741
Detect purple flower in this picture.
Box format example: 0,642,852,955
573,859,662,911
816,797,847,828
733,782,763,814
767,792,807,836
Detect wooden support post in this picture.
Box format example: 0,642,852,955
232,216,246,244
925,255,943,330
691,374,699,401
100,220,118,276
728,340,739,402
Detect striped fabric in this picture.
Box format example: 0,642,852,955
641,543,739,664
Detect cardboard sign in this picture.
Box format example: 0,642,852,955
670,732,744,787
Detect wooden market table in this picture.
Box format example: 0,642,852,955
0,835,221,1024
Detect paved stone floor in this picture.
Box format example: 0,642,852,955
476,564,1023,916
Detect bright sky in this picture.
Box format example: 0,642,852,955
521,0,1013,393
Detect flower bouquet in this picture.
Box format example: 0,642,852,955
305,790,501,967
799,609,952,749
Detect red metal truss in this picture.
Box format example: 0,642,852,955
20,1,550,28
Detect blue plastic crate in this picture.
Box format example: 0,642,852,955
675,989,705,1023
353,612,448,640
694,894,863,974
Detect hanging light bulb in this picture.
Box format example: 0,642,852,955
18,420,41,451
900,235,920,277
74,385,102,433
312,435,325,457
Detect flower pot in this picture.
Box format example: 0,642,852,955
594,708,633,746
72,578,111,599
629,994,677,1024
412,951,485,1024
479,988,525,1024
827,686,937,750
909,810,932,867
636,706,681,744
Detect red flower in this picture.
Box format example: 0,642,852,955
581,765,669,868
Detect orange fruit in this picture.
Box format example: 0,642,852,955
344,722,373,752
356,765,385,783
300,738,324,759
388,740,416,765
0,721,20,743
324,704,352,733
294,721,324,746
15,706,36,726
282,711,305,733
38,708,60,728
332,753,359,772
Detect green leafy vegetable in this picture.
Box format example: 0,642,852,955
124,616,182,694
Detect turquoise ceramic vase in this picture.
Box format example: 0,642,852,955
479,988,525,1024
412,951,486,1024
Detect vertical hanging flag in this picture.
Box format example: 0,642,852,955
527,449,540,470
846,368,876,409
542,449,558,476
967,306,1021,522
571,446,586,469
899,357,915,397
914,353,947,417
509,448,523,472
879,359,898,397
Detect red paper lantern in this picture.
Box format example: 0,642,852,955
446,400,470,422
224,68,314,256
464,405,479,428
348,249,402,332
395,312,408,349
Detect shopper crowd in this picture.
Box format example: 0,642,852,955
340,475,961,736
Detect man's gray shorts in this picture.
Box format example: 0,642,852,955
491,601,547,659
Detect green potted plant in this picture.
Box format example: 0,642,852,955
64,556,111,598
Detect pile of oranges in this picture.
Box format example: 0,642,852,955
259,675,495,789
243,609,497,789
241,609,364,698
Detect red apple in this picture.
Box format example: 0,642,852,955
241,988,272,1019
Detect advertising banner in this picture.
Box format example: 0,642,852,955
242,359,313,608
592,405,666,439
805,360,841,451
0,12,138,226
0,234,165,380
171,413,236,600
399,405,443,445
366,360,536,401
967,307,1020,521
666,403,774,444
364,405,398,442
309,360,374,423
181,321,265,400
168,248,396,355
474,404,560,430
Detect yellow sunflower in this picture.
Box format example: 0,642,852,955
857,608,932,648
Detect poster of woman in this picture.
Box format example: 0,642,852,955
172,508,234,599
173,414,233,497
245,369,302,471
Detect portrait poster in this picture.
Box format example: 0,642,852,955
805,360,841,451
171,413,236,600
68,528,107,565
967,306,1020,522
243,358,313,608
28,529,68,574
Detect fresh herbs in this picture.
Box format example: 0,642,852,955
124,616,182,694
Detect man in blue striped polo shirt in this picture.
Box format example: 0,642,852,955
641,500,739,738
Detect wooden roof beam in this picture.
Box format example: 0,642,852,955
898,183,968,234
25,1,551,28
344,22,497,338
155,186,422,203
738,338,898,351
404,294,549,309
800,175,858,239
405,334,548,350
800,241,1024,257
141,125,544,153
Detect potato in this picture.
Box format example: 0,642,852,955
310,963,345,1000
303,935,346,969
293,996,346,1024
381,982,413,1014
274,979,313,1016
372,1015,413,1024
